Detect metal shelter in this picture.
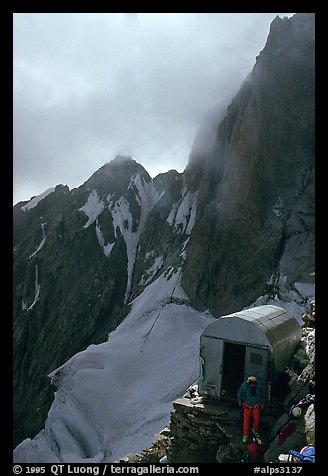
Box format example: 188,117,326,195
198,305,302,404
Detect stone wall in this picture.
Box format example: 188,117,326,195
169,392,243,463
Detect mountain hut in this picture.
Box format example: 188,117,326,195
198,305,302,404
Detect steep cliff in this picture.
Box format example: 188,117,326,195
182,13,315,315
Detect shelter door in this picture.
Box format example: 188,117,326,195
200,337,224,398
245,346,268,386
221,342,246,400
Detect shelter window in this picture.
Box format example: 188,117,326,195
249,352,263,366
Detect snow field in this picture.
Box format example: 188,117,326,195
14,269,214,463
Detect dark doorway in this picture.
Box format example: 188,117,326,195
221,342,246,400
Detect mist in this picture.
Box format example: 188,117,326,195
13,13,294,205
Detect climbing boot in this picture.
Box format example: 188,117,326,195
242,435,248,444
252,429,260,438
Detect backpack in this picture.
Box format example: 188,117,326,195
289,446,315,463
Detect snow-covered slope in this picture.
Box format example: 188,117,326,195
79,173,163,301
21,187,55,211
13,269,215,463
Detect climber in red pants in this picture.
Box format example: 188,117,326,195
237,376,265,443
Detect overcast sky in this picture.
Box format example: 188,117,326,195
13,12,294,205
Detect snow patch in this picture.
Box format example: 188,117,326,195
28,223,47,259
125,268,189,323
79,190,105,229
109,174,162,301
180,237,190,262
24,264,41,312
139,255,164,286
129,175,163,215
95,220,115,257
295,282,315,299
21,188,55,212
13,438,61,463
250,277,315,324
167,186,198,234
110,196,136,299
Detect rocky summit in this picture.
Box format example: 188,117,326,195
13,13,314,461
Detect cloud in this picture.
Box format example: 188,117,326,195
13,13,294,204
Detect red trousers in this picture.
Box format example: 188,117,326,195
243,405,260,437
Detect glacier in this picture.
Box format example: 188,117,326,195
13,269,215,463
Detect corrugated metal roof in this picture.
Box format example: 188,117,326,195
203,305,301,349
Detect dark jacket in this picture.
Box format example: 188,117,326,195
237,381,264,405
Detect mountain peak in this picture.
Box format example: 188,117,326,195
83,156,151,198
112,154,134,164
261,12,314,62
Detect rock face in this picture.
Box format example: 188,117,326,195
183,13,315,315
13,13,315,450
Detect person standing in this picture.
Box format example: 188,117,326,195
237,376,265,443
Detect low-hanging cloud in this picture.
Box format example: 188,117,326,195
13,13,294,204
